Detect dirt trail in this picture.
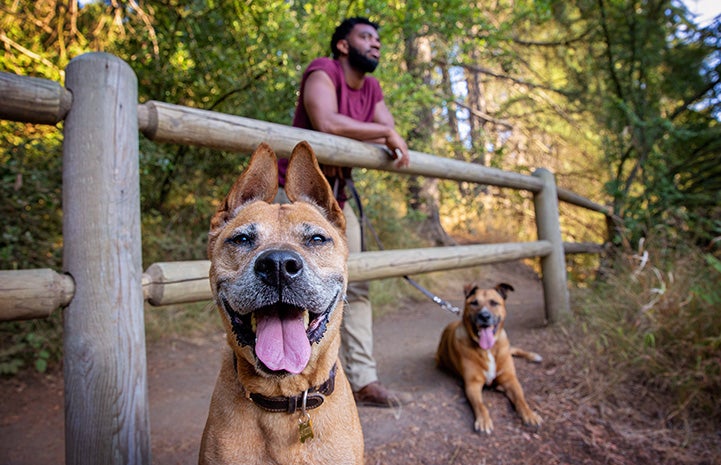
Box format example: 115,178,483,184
1,262,716,464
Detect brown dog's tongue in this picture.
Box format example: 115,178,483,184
255,310,311,374
478,327,495,350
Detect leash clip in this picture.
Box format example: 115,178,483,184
441,301,461,315
432,296,461,314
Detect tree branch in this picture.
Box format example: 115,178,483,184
448,98,514,130
0,32,60,74
511,28,593,47
435,59,572,97
668,72,721,121
597,0,625,100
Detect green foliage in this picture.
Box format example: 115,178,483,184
139,143,251,264
0,123,63,270
353,168,425,250
573,0,721,245
0,314,63,376
575,238,721,422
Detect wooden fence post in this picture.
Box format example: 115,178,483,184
62,53,150,465
532,168,571,323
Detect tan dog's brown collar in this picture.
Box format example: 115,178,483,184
233,354,337,413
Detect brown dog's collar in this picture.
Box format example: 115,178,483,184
234,354,337,413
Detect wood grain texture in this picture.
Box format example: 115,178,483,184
0,71,71,124
0,269,73,320
533,168,571,323
62,52,150,465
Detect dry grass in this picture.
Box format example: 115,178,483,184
567,237,721,450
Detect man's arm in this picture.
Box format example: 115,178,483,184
373,100,410,168
303,70,410,168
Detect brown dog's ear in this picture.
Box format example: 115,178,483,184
495,283,515,300
285,141,345,232
208,143,279,253
463,283,478,299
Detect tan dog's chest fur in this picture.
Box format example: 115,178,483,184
199,142,363,465
200,351,360,464
436,283,542,434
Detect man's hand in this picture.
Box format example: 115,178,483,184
386,129,410,168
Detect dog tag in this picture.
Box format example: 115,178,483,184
298,414,314,444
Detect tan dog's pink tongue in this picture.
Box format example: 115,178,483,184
478,327,495,350
255,310,310,374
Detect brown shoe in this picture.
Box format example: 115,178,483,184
353,381,413,408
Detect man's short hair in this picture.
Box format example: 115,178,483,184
330,17,380,59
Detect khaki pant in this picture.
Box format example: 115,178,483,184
339,202,378,390
274,189,377,391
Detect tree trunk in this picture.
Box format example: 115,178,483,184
403,31,455,246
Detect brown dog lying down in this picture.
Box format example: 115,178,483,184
199,142,363,464
436,283,543,434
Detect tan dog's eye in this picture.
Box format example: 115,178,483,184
469,299,479,306
227,232,256,248
489,300,498,306
306,233,331,247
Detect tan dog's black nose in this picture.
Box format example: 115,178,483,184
475,308,495,327
254,249,304,287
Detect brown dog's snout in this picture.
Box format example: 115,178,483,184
474,308,496,327
254,249,304,287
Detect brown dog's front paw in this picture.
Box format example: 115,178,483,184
523,411,543,428
473,415,494,434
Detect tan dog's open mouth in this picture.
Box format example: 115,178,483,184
219,289,342,375
473,313,501,350
478,325,499,350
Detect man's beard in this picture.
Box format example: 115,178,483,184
347,44,379,73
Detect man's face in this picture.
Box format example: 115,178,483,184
344,24,381,73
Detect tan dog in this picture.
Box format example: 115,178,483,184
199,142,363,464
436,283,542,434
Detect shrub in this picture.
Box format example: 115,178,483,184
575,237,721,423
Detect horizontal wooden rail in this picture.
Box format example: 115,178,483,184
0,71,72,124
138,101,546,192
557,188,611,215
349,241,553,282
564,241,606,254
0,269,75,320
143,261,211,306
138,100,612,212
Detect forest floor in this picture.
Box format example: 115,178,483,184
1,260,719,465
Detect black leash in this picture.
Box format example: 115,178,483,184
345,179,460,315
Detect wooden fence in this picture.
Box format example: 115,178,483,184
0,53,609,465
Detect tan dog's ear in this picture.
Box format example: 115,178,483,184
285,141,346,232
208,143,279,254
463,283,478,299
495,283,515,300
